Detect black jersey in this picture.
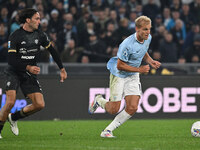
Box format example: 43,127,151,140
7,27,51,71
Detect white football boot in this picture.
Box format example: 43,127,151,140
8,113,19,136
0,134,2,139
100,130,116,138
88,95,102,114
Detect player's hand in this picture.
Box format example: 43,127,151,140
60,68,67,82
150,60,161,69
26,65,40,74
138,65,150,73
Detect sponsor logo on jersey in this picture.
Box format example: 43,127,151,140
19,48,27,54
27,49,38,52
8,41,11,48
21,56,35,59
19,48,38,54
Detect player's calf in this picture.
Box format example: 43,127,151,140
105,101,121,114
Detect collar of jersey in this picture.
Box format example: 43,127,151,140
135,33,144,44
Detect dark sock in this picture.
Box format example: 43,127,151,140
11,109,26,121
0,121,5,133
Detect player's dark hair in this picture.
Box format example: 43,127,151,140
18,8,38,24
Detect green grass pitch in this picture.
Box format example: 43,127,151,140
0,119,200,150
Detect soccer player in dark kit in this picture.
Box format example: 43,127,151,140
0,8,67,139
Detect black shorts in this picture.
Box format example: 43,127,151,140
4,66,42,97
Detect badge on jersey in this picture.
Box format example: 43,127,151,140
7,81,11,87
123,48,128,57
8,41,11,48
35,39,39,44
121,48,129,62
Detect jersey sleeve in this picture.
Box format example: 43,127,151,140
40,31,51,49
117,42,130,62
8,32,17,52
47,45,63,69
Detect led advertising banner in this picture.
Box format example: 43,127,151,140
0,75,200,120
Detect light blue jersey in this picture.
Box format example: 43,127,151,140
107,33,152,78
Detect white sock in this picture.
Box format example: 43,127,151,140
97,97,107,109
105,109,132,132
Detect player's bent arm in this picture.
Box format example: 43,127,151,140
117,59,150,73
117,59,139,72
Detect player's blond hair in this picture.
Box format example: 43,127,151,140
135,16,151,28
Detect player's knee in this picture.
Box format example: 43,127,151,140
6,92,16,109
34,101,45,110
109,106,120,115
126,105,138,115
109,109,119,114
6,101,15,110
38,102,45,110
106,101,121,114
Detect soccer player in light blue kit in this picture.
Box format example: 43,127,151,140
89,16,161,138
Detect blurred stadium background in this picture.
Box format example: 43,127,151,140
0,0,200,119
0,0,200,149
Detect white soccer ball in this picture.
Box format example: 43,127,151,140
191,121,200,137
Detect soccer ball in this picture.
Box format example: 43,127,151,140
191,121,200,137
